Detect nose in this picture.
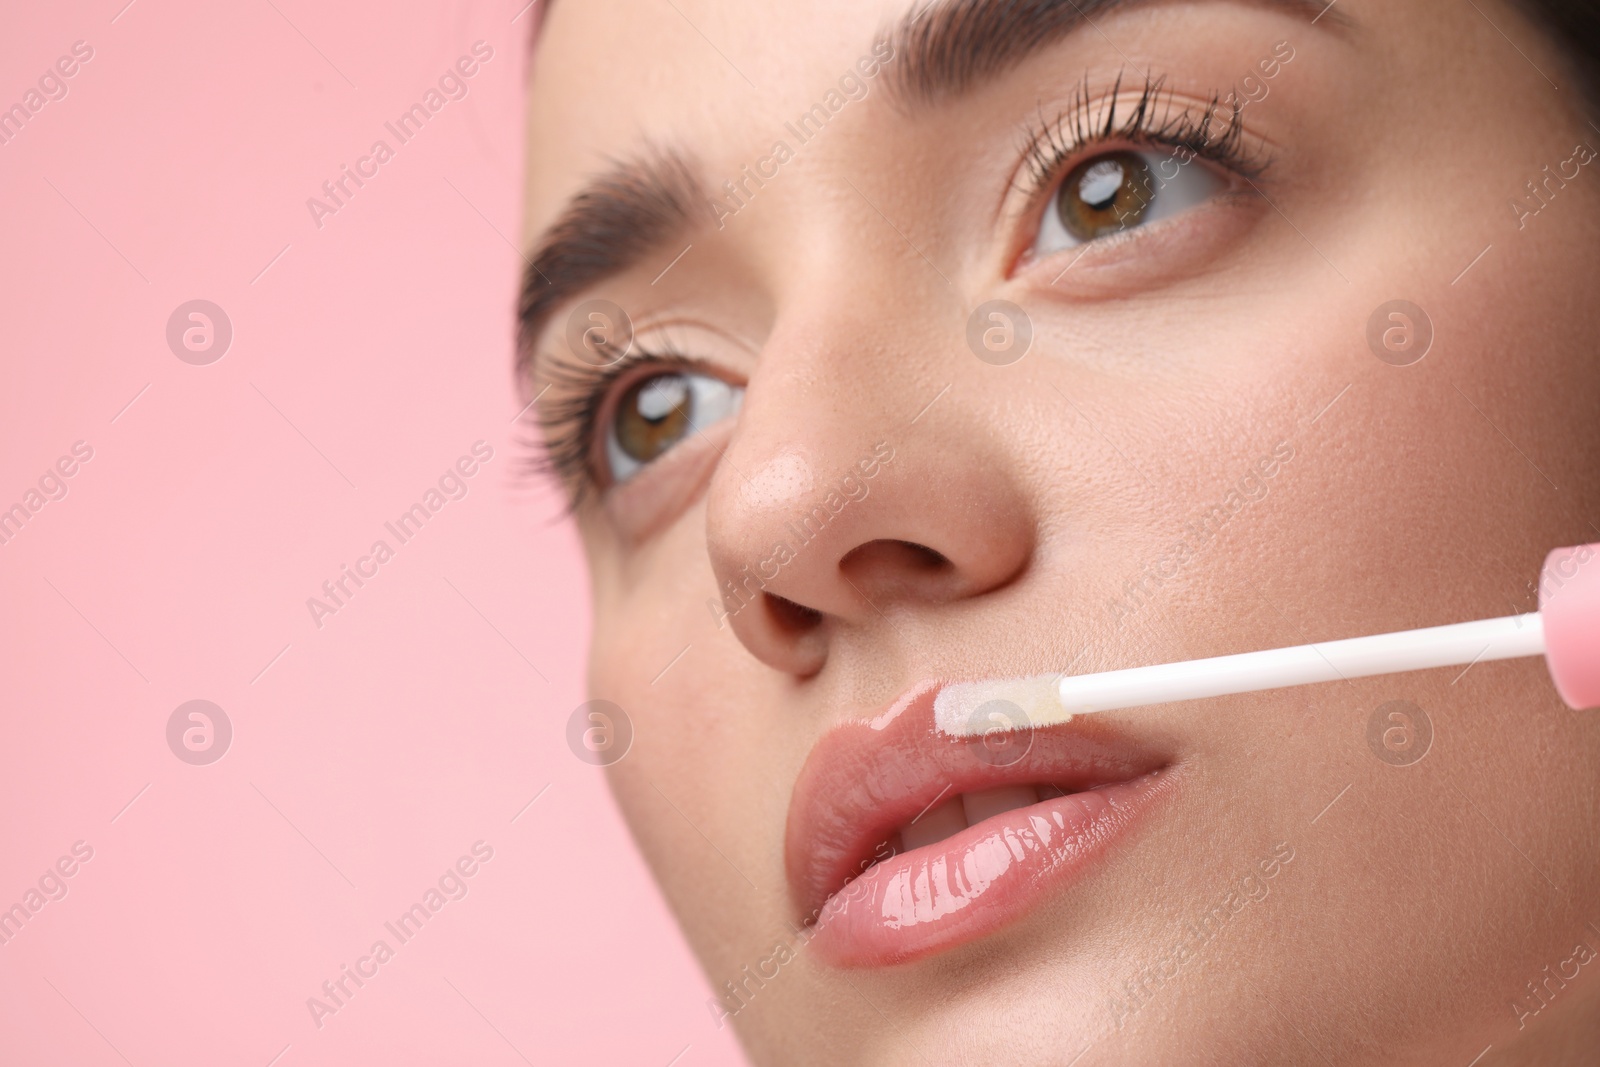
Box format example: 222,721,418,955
704,317,1034,677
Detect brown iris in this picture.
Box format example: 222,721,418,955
613,373,694,465
1055,150,1156,242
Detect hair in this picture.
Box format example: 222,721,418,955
1518,0,1600,102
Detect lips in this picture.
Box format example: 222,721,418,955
785,679,1176,967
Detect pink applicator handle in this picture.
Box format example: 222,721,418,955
1541,543,1600,710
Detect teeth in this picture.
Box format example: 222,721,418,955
893,784,1052,854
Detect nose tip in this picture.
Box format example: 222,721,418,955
706,433,1033,677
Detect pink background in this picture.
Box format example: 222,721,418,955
0,1,743,1063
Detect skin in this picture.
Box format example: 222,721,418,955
521,1,1600,1063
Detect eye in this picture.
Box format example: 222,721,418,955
1031,148,1228,257
604,369,742,484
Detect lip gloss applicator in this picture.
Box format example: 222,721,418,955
936,543,1600,733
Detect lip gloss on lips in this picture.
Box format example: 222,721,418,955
786,683,1176,967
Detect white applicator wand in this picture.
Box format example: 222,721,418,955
935,543,1600,734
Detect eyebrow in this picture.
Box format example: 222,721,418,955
516,0,1345,387
516,147,704,387
880,0,1345,105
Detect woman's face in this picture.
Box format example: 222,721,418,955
523,0,1600,1062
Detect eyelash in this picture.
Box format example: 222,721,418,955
527,72,1272,505
523,341,700,510
1016,71,1270,204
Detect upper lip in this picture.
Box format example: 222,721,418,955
784,678,1174,961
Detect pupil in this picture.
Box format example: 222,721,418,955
616,373,693,464
1057,150,1156,242
1077,160,1126,211
637,376,689,422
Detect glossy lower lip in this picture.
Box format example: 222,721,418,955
785,680,1176,968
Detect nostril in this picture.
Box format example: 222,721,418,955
896,540,951,572
839,539,952,575
765,592,824,636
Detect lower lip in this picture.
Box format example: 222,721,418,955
805,770,1175,967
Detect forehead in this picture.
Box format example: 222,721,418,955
523,0,905,229
521,0,1347,241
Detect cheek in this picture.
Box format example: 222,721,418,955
585,525,737,839
590,604,781,966
601,419,736,546
587,615,700,885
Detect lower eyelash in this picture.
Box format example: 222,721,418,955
519,343,696,510
1019,71,1270,199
